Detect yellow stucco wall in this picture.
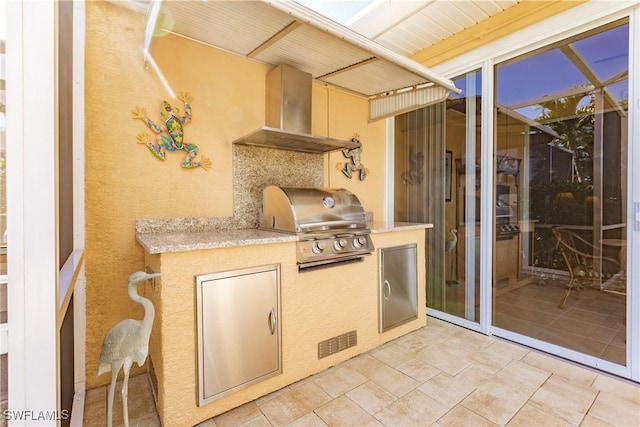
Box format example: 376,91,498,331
145,229,426,426
85,1,387,389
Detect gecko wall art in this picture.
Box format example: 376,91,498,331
337,134,369,181
132,92,211,170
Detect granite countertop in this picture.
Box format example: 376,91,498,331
136,222,433,254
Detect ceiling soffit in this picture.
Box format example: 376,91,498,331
142,0,461,121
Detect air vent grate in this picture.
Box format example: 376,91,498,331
318,330,357,359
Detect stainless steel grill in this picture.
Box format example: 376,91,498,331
260,186,374,269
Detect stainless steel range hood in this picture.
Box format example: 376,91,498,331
233,65,360,153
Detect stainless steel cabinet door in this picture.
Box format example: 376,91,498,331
379,244,418,332
196,264,281,405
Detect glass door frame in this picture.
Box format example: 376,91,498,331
628,5,640,382
424,2,640,381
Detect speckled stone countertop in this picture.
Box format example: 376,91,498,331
136,222,433,254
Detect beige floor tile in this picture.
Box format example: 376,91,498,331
417,372,475,408
528,374,597,425
313,366,368,398
425,317,456,331
345,381,397,415
235,415,271,427
315,395,383,426
482,339,529,361
367,363,420,397
464,346,515,374
213,402,262,427
370,342,416,368
451,326,497,345
521,351,598,387
591,374,640,404
374,389,449,427
417,328,457,347
343,354,386,379
128,411,162,427
414,346,471,376
434,405,498,427
460,389,525,426
496,359,551,390
83,386,107,427
579,414,615,426
395,357,441,383
586,390,640,427
455,365,496,388
506,403,572,426
475,374,534,405
195,417,218,427
83,321,639,427
255,386,292,405
394,329,435,352
258,382,332,427
285,412,328,427
83,374,159,427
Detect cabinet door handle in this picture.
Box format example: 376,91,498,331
268,308,277,335
383,280,391,299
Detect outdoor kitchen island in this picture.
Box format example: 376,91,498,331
136,221,431,426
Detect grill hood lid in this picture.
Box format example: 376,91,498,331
259,185,368,234
233,65,360,153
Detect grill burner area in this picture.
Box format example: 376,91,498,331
260,186,374,269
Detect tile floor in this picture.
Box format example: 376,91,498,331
83,317,640,427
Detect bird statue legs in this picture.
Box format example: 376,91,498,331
106,359,124,427
122,359,133,427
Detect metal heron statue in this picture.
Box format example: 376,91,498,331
98,271,161,427
445,228,458,282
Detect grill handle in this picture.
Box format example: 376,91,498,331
299,220,360,231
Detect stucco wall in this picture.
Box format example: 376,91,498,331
85,1,386,389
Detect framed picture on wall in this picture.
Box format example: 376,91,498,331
445,150,452,202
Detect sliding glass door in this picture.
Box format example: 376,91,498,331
395,69,482,325
395,9,638,379
493,20,629,366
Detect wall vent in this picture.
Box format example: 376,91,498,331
318,330,357,359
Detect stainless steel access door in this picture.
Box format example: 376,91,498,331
196,264,281,405
379,244,418,332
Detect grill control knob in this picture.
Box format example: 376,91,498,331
353,236,368,248
312,241,326,254
334,238,348,251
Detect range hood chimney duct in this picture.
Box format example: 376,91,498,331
233,64,360,153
